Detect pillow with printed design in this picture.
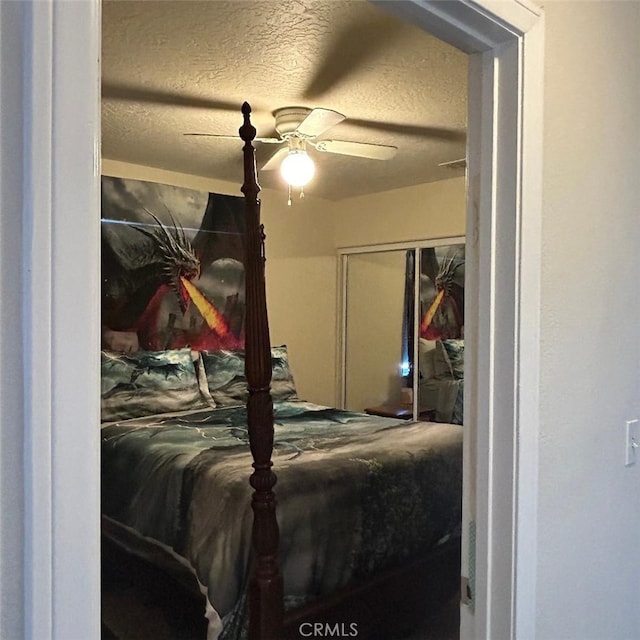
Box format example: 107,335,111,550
201,345,299,407
100,348,209,422
441,339,464,380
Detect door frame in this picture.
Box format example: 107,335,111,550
12,0,544,638
375,3,544,638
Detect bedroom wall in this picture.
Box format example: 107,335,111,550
333,177,466,249
535,2,640,637
102,160,338,406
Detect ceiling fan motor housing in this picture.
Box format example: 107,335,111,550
274,107,312,138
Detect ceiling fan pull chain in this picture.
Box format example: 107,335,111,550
287,184,292,207
300,187,305,200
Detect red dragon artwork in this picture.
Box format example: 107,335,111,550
101,178,246,352
419,246,465,341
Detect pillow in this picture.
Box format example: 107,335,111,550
451,381,464,425
201,345,298,407
100,348,209,422
418,338,437,381
441,339,464,380
432,340,455,380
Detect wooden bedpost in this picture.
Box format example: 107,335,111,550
239,102,284,640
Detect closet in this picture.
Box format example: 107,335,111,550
339,239,465,423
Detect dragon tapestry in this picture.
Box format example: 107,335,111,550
101,177,246,352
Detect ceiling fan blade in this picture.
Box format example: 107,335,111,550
261,147,289,171
302,18,407,100
313,140,397,160
184,133,282,144
295,108,346,138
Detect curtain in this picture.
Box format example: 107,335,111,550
401,249,415,386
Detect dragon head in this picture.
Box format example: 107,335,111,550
132,210,201,314
421,251,465,338
434,253,460,297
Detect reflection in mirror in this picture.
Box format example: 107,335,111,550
344,250,409,413
341,241,465,425
417,244,465,424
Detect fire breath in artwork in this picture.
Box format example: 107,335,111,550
101,177,246,351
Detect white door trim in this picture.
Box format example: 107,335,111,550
11,0,543,638
18,1,102,639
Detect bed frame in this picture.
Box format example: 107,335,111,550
238,102,460,640
240,102,284,639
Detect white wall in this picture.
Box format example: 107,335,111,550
536,2,640,637
334,177,466,248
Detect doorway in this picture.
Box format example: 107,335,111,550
15,1,544,639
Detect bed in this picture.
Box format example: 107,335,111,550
101,103,463,640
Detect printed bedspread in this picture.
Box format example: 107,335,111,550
101,400,463,639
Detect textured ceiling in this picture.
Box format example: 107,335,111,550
102,0,468,201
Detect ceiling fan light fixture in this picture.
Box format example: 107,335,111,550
280,149,315,187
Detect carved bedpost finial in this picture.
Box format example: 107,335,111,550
240,102,261,201
240,101,257,143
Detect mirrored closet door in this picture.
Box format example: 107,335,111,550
343,249,409,415
339,239,465,424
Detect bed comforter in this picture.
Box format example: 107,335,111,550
101,400,462,639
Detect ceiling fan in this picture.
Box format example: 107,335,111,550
185,106,398,187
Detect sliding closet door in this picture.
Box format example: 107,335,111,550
339,238,465,419
343,250,408,412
